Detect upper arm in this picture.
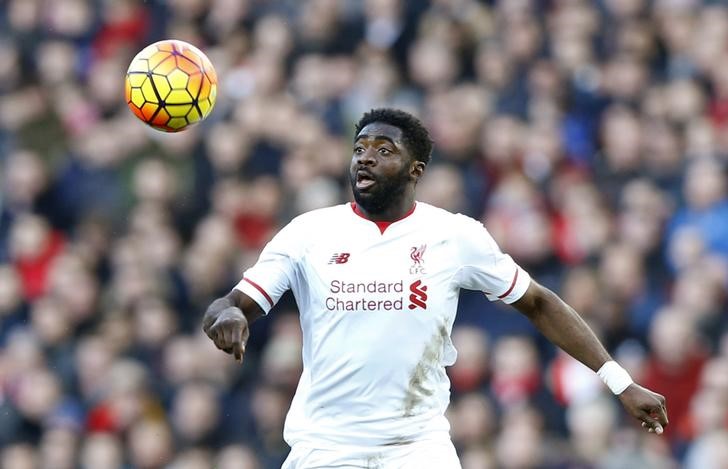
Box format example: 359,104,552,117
453,215,531,304
232,217,304,314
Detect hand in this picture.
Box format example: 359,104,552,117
618,383,669,435
203,306,249,363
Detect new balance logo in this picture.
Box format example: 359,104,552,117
328,253,350,264
408,279,428,310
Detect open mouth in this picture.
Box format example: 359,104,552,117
356,171,376,190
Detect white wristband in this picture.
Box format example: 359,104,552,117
597,361,634,395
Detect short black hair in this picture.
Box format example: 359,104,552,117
354,108,433,165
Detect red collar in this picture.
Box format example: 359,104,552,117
350,202,417,234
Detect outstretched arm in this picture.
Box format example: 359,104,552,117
512,280,668,434
202,289,265,363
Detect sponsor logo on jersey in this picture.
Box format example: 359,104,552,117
409,244,426,274
325,280,404,311
328,252,351,264
324,279,432,312
408,279,428,310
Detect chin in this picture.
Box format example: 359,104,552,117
351,187,386,211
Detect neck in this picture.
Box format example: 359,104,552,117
355,193,416,222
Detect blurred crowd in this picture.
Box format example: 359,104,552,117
1,0,728,467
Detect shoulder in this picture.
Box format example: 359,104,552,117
416,203,500,253
267,205,350,252
415,201,459,219
415,202,482,230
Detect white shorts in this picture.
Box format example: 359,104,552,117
281,440,462,469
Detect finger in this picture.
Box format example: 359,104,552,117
241,323,250,347
644,400,668,433
215,337,228,352
641,422,657,433
655,402,669,428
206,324,217,341
221,326,234,353
231,324,245,363
209,327,224,350
647,421,663,435
638,411,663,435
212,325,231,352
654,409,668,429
202,316,214,334
651,422,663,435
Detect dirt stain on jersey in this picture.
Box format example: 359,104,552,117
365,454,383,468
403,322,448,417
383,434,414,446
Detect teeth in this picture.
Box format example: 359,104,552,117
356,173,375,188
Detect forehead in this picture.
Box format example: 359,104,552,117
355,122,403,142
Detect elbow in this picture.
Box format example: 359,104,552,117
513,281,551,320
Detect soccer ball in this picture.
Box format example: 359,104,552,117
125,40,217,132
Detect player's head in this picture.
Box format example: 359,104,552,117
350,108,433,215
354,108,433,165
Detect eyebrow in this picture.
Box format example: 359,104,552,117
354,134,399,146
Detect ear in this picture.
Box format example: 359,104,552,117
410,160,426,182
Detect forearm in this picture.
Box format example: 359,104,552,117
514,282,611,372
203,289,264,330
513,284,666,432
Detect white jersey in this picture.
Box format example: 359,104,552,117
235,202,531,450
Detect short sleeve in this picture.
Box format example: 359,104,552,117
452,215,531,304
233,218,302,314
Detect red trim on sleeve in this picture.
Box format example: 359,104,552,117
243,278,273,307
498,269,519,299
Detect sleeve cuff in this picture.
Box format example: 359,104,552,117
485,267,531,304
234,277,274,315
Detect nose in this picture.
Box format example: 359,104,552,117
356,148,376,166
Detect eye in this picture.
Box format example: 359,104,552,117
354,146,365,154
378,148,391,156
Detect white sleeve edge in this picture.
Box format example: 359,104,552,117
484,267,531,304
234,277,274,315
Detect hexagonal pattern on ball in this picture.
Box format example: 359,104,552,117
125,39,217,132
